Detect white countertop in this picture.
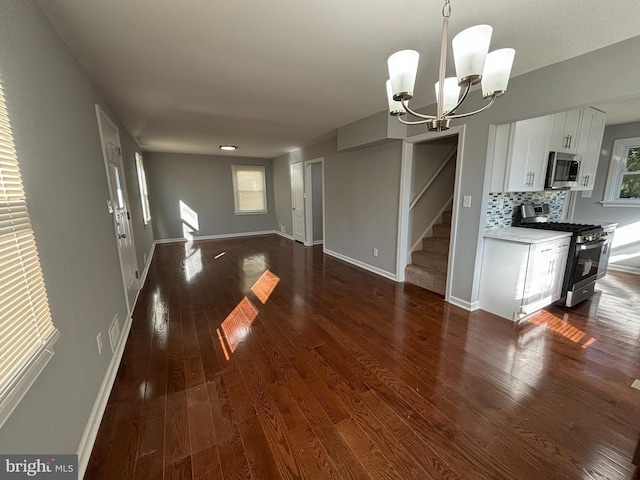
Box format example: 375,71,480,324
484,226,573,244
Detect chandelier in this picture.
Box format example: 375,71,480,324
386,0,515,131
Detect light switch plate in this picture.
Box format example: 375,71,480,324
463,196,472,208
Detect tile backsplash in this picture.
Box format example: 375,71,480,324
485,191,567,229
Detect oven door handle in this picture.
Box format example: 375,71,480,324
578,240,605,251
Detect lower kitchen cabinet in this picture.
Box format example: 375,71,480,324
479,234,570,321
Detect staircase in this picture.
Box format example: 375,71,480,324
405,210,451,295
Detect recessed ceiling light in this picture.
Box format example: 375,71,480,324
219,145,237,151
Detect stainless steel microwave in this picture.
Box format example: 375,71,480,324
545,151,581,189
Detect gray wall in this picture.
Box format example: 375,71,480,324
572,120,640,272
409,138,456,249
0,0,153,453
273,137,402,275
145,152,276,240
278,36,640,304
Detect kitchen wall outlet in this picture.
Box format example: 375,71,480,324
463,196,472,208
96,332,103,355
280,225,285,233
373,248,379,257
581,191,592,198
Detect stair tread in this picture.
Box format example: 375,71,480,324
405,264,446,296
421,237,450,254
411,250,448,268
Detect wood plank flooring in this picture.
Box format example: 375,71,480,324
85,235,640,479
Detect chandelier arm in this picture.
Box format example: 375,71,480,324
400,98,437,120
394,116,435,126
447,95,496,119
445,82,471,116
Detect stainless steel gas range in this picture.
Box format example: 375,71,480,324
514,204,606,307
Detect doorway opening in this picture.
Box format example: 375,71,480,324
396,127,465,301
290,158,324,246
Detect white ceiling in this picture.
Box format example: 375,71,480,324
36,0,640,158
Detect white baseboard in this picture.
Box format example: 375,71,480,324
275,230,294,241
608,264,640,275
128,242,156,312
77,313,133,479
313,240,324,246
139,242,156,289
155,230,278,245
448,295,479,311
324,248,397,281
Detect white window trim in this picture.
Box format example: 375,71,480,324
231,165,268,215
601,137,640,207
135,152,152,225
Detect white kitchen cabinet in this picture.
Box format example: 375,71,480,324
573,107,606,191
503,115,553,192
479,231,570,321
550,110,582,154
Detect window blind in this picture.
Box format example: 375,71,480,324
0,84,59,427
135,152,151,225
232,165,267,214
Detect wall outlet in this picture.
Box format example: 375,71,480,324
280,225,285,233
581,191,592,198
373,248,379,257
96,332,103,355
463,195,472,208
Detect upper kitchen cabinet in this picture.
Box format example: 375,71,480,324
489,107,607,193
494,116,553,192
550,110,582,154
574,107,606,191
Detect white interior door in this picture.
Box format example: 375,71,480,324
291,162,305,243
96,106,139,314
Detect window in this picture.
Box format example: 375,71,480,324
0,82,59,428
231,165,268,214
603,137,640,207
135,152,151,225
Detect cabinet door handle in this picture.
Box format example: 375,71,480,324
567,135,572,149
530,172,535,186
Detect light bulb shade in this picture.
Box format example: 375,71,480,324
452,25,492,85
387,50,419,101
386,79,406,116
434,77,461,114
481,48,515,98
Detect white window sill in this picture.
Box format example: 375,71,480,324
0,329,60,430
600,201,640,208
234,211,269,216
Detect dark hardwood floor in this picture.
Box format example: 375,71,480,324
85,234,640,479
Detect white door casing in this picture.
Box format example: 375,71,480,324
96,105,138,314
303,157,324,247
396,125,465,304
291,162,305,243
